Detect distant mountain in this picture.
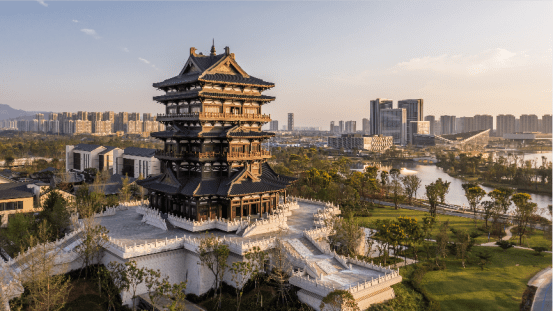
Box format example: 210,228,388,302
0,104,52,120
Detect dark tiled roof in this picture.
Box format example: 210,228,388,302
200,74,274,87
74,144,104,152
179,177,201,196
228,131,275,138
110,174,137,184
153,74,202,88
194,179,221,196
0,183,34,200
124,147,156,158
191,54,226,71
153,90,200,102
98,146,119,155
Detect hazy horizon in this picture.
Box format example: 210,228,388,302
1,1,551,130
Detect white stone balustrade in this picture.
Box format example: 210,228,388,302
289,273,338,298
167,213,247,232
140,208,168,231
241,214,288,237
106,235,188,259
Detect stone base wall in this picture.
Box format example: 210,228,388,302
297,289,324,311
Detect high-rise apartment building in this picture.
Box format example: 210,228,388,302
424,115,436,135
345,121,356,133
287,113,294,131
89,112,102,122
270,120,279,131
49,113,58,121
370,98,393,135
77,111,88,121
129,112,141,121
496,114,516,137
459,117,474,133
520,114,539,132
339,121,344,134
542,114,552,134
362,118,370,134
474,114,493,131
440,115,456,135
330,121,335,133
398,99,423,144
74,120,92,134
143,113,152,122
381,108,407,145
116,112,129,132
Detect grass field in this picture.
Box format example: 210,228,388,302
358,205,513,245
509,226,552,250
421,246,551,311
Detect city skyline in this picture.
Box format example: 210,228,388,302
0,1,551,128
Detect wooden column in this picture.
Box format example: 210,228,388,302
240,197,243,218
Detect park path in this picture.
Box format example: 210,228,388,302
529,268,552,311
480,225,514,246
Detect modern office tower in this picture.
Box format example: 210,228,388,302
116,112,129,132
474,114,493,131
381,108,407,145
337,121,343,133
143,113,152,122
459,117,474,133
424,115,436,135
520,114,539,132
440,115,456,135
398,99,424,143
77,111,88,121
370,98,393,135
542,114,552,133
48,113,58,121
288,113,294,131
409,121,430,145
129,112,141,121
496,114,516,137
330,121,335,133
270,120,279,131
362,118,370,134
345,121,357,133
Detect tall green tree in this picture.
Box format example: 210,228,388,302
198,234,230,310
511,193,538,245
462,184,486,228
402,174,422,205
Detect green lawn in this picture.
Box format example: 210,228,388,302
509,227,552,251
358,205,509,245
421,246,551,311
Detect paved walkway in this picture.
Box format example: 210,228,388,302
529,268,552,311
481,225,514,246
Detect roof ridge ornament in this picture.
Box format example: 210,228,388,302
210,39,216,56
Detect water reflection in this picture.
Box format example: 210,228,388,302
382,152,552,219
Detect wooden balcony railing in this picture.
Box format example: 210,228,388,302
155,149,272,161
156,112,271,122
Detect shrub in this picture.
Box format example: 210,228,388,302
496,240,515,251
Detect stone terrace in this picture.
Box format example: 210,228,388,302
99,200,322,247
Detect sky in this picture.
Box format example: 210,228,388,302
0,1,551,130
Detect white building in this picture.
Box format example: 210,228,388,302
117,147,160,178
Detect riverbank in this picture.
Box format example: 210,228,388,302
448,172,552,196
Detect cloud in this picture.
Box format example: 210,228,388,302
391,48,526,75
121,47,130,53
138,58,150,64
80,29,101,39
72,20,79,23
36,0,48,7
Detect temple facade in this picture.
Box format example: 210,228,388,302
138,44,295,221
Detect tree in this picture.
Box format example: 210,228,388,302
511,193,538,245
15,223,72,311
389,169,404,210
197,234,230,310
495,240,514,251
144,268,169,311
480,200,496,229
230,261,252,311
125,260,146,311
379,171,389,197
454,229,470,268
75,217,109,277
106,261,130,310
267,235,293,307
488,187,514,214
320,290,360,311
435,221,449,261
476,251,493,270
119,174,132,203
462,184,486,228
39,188,70,238
327,212,365,257
397,216,423,264
244,246,267,305
402,175,422,205
162,281,188,311
425,178,451,217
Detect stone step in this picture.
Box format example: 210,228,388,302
298,237,323,256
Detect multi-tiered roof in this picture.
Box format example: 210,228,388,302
138,44,295,221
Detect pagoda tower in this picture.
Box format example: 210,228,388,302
138,44,296,222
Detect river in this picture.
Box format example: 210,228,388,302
381,152,552,218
